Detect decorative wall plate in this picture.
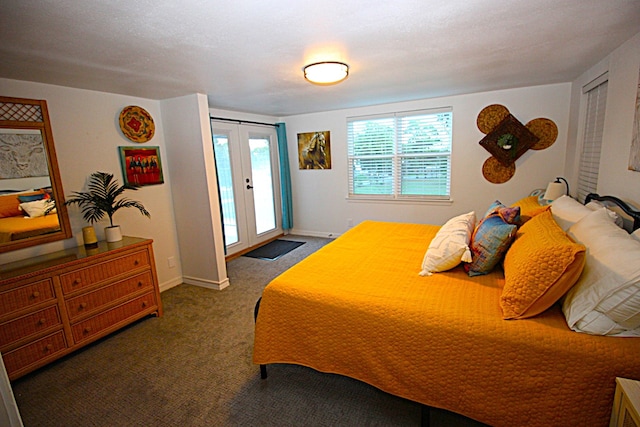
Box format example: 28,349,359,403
476,104,510,134
482,156,516,183
119,106,155,143
525,118,558,150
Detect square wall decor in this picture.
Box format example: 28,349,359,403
479,114,539,167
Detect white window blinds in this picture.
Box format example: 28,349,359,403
347,108,452,200
577,75,608,203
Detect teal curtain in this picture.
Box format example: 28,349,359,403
276,123,293,230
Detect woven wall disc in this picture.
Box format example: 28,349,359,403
482,156,516,183
526,118,558,150
119,106,155,143
477,104,510,134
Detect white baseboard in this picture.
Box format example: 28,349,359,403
288,228,342,239
182,275,230,291
159,277,183,293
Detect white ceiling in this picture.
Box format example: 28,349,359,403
1,1,639,117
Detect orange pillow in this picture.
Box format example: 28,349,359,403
0,191,44,218
510,195,549,226
0,194,22,218
500,210,586,319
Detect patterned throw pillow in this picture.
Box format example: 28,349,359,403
465,201,520,277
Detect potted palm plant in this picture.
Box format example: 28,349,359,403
65,171,150,242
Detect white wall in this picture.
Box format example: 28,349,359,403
0,78,183,291
0,355,22,427
566,31,640,206
282,83,572,236
162,94,229,290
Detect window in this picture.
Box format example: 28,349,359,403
347,108,452,200
576,73,608,203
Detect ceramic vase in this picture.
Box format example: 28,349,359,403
105,225,122,243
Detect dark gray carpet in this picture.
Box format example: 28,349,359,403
11,235,487,427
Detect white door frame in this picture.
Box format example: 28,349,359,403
211,121,282,256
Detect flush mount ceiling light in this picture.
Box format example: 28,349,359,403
303,61,349,85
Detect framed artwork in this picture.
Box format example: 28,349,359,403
298,131,331,169
478,114,539,167
119,146,164,186
0,128,49,178
629,67,640,172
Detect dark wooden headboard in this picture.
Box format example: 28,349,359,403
585,193,640,231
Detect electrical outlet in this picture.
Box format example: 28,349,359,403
167,256,176,268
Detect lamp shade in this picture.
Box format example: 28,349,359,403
303,61,349,85
543,182,566,201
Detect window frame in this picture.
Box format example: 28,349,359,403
346,107,453,202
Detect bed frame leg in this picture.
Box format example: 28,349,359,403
421,405,431,427
254,298,268,379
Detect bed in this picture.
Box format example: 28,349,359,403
253,193,640,427
0,190,60,242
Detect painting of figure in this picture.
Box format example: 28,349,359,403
119,146,164,186
298,131,331,170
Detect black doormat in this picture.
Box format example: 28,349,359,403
242,239,305,260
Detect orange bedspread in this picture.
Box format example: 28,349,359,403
254,220,640,427
0,214,60,243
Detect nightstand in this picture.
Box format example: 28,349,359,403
611,377,640,427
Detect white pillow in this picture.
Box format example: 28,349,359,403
549,195,593,231
585,200,624,228
562,208,640,336
19,199,56,218
419,211,475,276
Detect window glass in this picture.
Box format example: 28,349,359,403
347,109,452,200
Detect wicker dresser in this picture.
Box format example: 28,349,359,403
0,237,162,380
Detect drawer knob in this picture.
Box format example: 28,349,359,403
73,278,82,285
44,343,53,352
137,281,143,287
38,318,46,325
79,302,87,309
134,259,140,266
83,326,92,334
31,291,40,299
142,300,148,307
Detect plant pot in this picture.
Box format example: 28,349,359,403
105,225,122,243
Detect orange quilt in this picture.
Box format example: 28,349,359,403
253,220,640,427
0,214,60,243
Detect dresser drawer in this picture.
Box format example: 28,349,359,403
71,292,156,344
2,331,67,375
0,306,62,349
65,272,153,321
0,279,55,317
60,250,150,294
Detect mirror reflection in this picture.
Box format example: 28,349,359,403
0,97,71,253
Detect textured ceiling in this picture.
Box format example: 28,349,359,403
1,0,639,117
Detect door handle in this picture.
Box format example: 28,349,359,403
246,184,253,189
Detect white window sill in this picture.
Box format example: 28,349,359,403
346,196,453,206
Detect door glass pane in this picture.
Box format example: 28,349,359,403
213,134,238,245
249,137,276,234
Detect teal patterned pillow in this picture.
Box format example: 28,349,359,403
483,200,521,224
465,208,518,277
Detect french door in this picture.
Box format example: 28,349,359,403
211,121,282,256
